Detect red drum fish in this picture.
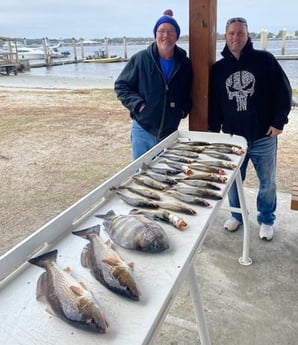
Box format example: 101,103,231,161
28,249,108,333
72,225,140,301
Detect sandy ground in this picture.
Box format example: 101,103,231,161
0,73,297,256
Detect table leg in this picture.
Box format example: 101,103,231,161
235,172,253,266
188,264,211,345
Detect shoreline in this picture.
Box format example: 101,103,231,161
0,73,115,90
1,73,298,92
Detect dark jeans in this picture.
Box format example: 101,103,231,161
229,136,277,226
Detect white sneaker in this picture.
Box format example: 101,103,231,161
259,224,274,241
224,217,242,232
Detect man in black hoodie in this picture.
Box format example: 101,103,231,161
209,17,292,240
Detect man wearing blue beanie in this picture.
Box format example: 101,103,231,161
115,9,192,159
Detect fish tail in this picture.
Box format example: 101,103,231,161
95,209,116,220
72,224,101,239
28,249,58,268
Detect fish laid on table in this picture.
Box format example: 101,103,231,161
157,200,197,215
172,144,205,153
95,210,169,252
166,148,200,159
202,150,232,161
181,172,228,183
28,249,108,333
142,162,181,175
129,208,188,231
177,139,211,146
200,160,237,170
159,159,193,176
110,185,161,200
208,142,244,150
166,190,211,207
162,154,195,164
203,145,244,155
72,225,140,301
115,190,159,208
188,162,226,175
141,171,177,185
173,185,223,200
179,179,221,190
133,175,168,191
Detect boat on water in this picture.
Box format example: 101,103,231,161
83,49,124,63
83,55,123,63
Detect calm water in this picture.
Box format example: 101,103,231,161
29,40,298,88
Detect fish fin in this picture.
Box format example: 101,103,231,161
70,285,84,296
45,304,57,316
105,239,116,250
128,262,135,271
102,257,122,267
79,281,89,290
81,243,90,268
95,209,116,220
64,266,72,274
36,272,47,302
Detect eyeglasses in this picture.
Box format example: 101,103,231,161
226,17,247,27
157,29,177,36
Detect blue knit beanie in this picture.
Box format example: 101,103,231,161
153,9,181,39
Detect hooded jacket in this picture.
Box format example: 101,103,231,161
209,38,292,141
114,42,192,140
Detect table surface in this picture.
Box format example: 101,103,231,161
0,130,247,345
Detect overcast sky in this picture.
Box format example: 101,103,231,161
0,0,297,39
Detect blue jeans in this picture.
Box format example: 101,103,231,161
131,120,160,160
229,136,277,226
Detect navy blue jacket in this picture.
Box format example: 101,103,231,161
114,42,192,140
209,38,292,141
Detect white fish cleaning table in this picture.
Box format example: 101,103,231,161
0,130,251,345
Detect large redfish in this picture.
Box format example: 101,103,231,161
72,225,140,301
28,249,108,333
95,210,169,252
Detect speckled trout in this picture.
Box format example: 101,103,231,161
72,225,140,301
95,210,169,252
28,249,108,333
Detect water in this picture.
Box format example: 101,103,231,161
29,40,298,89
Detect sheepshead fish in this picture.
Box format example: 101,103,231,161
72,225,140,301
129,208,188,231
95,210,169,252
28,249,108,333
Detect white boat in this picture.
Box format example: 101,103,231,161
17,46,46,60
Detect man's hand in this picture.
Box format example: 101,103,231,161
266,126,282,137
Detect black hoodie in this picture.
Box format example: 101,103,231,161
209,38,292,141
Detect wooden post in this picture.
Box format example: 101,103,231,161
123,36,127,60
281,29,286,55
189,0,217,131
260,29,268,50
72,38,77,62
80,39,84,59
